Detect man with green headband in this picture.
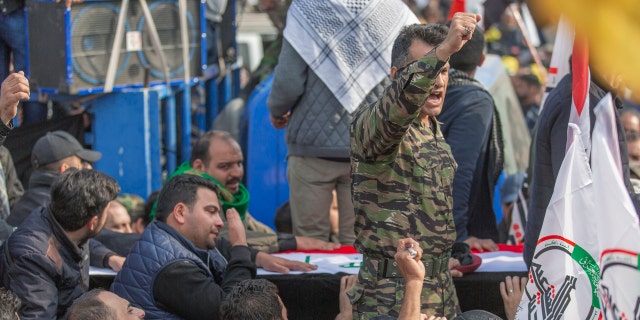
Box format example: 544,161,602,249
170,130,337,271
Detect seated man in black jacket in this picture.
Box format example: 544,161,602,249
112,174,259,319
0,169,121,319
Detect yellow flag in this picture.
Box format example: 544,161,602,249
530,0,640,102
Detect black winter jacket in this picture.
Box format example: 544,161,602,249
8,170,57,227
0,207,89,319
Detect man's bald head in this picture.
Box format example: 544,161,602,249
105,200,133,233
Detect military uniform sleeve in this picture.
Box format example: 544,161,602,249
219,228,279,253
243,213,276,235
351,49,448,163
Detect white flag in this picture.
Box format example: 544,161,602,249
540,16,574,112
520,3,540,48
591,94,640,319
515,123,601,319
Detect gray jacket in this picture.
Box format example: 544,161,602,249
205,0,227,23
268,40,387,159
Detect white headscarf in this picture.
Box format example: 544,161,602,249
284,0,419,113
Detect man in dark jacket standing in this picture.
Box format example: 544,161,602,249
524,73,636,267
0,169,120,319
437,26,503,251
112,174,256,320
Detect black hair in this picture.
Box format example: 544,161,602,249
154,174,220,222
449,25,485,73
220,279,283,320
391,24,448,68
50,169,120,231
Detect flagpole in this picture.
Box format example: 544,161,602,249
508,3,547,85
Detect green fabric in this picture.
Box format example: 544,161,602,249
150,162,250,221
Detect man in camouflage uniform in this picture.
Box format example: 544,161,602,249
349,13,481,319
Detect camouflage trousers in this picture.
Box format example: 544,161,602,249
348,256,460,319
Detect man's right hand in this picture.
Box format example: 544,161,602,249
335,275,357,320
394,238,425,282
500,275,527,320
0,72,29,126
225,208,248,247
295,236,341,251
464,236,498,252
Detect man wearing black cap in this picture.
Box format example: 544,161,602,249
5,131,124,274
8,130,101,227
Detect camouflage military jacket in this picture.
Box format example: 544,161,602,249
350,49,457,260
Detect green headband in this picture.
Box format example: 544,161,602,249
150,162,250,221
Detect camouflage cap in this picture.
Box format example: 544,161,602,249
117,193,145,218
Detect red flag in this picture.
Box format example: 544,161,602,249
447,0,483,21
571,34,589,117
447,0,465,20
567,32,591,154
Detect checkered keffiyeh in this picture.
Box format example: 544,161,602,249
284,0,419,113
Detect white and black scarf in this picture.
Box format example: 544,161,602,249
284,0,419,113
